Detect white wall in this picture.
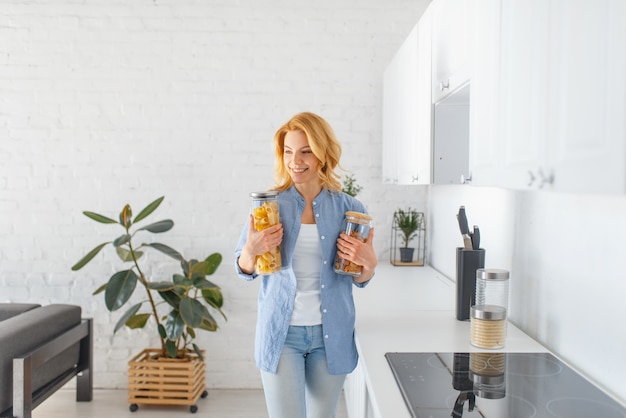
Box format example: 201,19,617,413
428,184,626,405
0,0,430,389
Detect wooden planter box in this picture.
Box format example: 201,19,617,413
128,348,206,413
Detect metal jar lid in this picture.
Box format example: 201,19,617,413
476,268,509,281
471,304,507,320
250,191,278,199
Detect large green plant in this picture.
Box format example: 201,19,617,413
394,208,422,248
71,196,226,360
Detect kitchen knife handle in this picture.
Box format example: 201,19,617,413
472,226,480,250
457,206,470,235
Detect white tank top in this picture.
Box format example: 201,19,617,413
290,223,323,325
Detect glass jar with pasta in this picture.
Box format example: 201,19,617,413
250,191,281,275
334,211,372,276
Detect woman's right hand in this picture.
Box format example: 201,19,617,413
237,215,283,274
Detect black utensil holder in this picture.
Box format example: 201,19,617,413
455,247,486,321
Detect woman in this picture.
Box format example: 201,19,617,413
234,112,377,418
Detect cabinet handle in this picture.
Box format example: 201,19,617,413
412,174,419,183
440,80,450,91
460,173,472,184
538,168,554,188
527,170,536,187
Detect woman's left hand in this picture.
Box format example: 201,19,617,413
336,227,377,283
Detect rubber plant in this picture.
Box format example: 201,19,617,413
71,196,226,360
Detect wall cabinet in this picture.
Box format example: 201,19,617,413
382,7,432,185
547,0,626,194
471,0,626,194
468,0,501,185
385,0,626,194
431,0,472,104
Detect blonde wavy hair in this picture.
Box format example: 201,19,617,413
273,112,343,192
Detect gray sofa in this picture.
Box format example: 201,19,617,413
0,303,92,418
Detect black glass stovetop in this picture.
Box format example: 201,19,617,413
385,352,626,418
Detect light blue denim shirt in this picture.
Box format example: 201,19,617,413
234,186,371,375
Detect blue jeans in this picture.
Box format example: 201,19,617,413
261,325,347,418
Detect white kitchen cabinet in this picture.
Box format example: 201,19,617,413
547,0,626,193
344,358,378,418
471,0,626,193
488,0,551,189
382,7,432,185
431,0,472,104
467,0,501,185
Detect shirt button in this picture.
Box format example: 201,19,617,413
324,335,329,339
323,260,327,265
323,309,327,313
321,284,325,289
321,236,325,240
315,213,320,218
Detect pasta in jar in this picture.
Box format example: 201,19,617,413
334,211,372,277
250,192,281,274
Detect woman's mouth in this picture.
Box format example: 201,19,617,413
291,167,307,173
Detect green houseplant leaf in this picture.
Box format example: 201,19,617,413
71,242,110,271
133,196,164,224
83,211,118,224
105,270,138,311
180,297,205,328
147,243,184,261
137,220,174,234
114,302,143,333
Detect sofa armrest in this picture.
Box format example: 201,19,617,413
0,305,41,323
12,318,92,418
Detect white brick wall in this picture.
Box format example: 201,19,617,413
0,0,430,389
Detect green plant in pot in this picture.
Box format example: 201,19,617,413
393,208,422,263
71,196,226,360
341,174,363,197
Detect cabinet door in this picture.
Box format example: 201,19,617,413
382,8,432,185
468,0,501,186
343,360,366,418
432,0,472,104
498,0,551,189
548,0,626,194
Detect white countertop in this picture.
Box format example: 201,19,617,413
353,263,548,418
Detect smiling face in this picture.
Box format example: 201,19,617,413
273,112,343,192
283,129,322,189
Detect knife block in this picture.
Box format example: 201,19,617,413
455,247,486,321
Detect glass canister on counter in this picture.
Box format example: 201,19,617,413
471,268,510,349
333,211,373,277
250,191,281,275
470,305,507,349
475,268,510,310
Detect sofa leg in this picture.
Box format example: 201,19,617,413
77,318,93,402
13,357,33,418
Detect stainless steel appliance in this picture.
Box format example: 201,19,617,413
385,352,626,418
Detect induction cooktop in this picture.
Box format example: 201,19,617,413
385,352,626,418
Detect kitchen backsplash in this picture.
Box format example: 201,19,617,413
428,184,626,404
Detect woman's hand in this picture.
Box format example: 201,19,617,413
336,227,377,283
237,215,283,274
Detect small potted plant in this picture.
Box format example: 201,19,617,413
342,174,363,197
71,196,226,413
393,208,422,263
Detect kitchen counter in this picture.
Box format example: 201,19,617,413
350,263,548,418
